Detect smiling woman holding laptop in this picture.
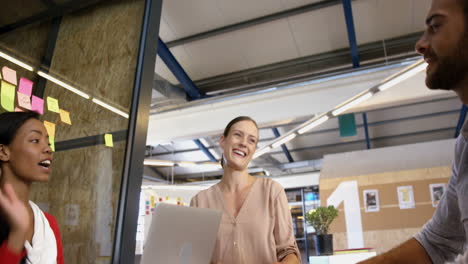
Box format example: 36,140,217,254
190,116,301,264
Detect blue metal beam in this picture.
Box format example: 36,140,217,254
455,104,468,138
272,128,294,163
342,0,360,68
362,112,371,149
193,139,217,162
157,38,204,100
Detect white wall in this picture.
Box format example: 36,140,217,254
321,138,456,179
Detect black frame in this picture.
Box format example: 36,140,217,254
111,0,163,263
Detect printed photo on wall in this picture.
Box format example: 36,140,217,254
429,183,446,208
397,185,415,209
363,189,380,212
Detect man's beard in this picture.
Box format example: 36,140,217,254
426,35,468,91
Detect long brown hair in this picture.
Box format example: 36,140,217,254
220,116,258,167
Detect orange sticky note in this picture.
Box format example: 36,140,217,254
104,134,113,147
59,109,71,125
17,92,31,110
43,121,56,139
1,67,17,85
47,96,60,113
1,81,15,112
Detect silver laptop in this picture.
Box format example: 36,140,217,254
141,203,222,264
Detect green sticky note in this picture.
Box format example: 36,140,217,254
47,96,60,113
49,136,55,152
1,81,16,112
104,134,113,147
338,113,357,137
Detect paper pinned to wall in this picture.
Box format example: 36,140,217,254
43,121,56,139
15,107,24,112
1,66,17,85
59,109,72,125
1,80,16,112
31,96,44,114
397,185,415,209
363,189,380,212
47,96,60,113
18,77,33,96
17,92,32,110
104,134,113,147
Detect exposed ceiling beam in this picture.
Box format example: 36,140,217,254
272,128,294,163
157,38,204,100
342,0,360,68
165,0,348,48
195,32,422,94
0,0,107,35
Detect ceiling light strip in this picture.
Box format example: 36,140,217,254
253,146,272,159
271,133,297,149
0,51,34,71
37,71,91,99
92,98,129,119
378,60,427,91
144,159,174,166
331,92,373,116
298,115,329,134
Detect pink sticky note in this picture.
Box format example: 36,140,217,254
18,78,33,96
31,96,44,115
17,92,31,110
1,66,17,85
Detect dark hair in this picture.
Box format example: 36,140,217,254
458,0,468,26
0,112,39,262
0,111,40,146
220,116,258,167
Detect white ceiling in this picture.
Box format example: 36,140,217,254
155,0,431,84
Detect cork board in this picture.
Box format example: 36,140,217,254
320,176,450,233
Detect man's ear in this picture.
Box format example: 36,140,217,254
0,144,10,162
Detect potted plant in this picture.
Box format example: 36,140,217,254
305,205,338,256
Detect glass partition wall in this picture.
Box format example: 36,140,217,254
0,1,162,263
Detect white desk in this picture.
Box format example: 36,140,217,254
309,252,377,264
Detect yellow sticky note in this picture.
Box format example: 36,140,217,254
59,109,71,125
104,134,113,147
46,96,60,113
165,196,169,201
1,81,15,112
49,136,55,152
43,121,56,139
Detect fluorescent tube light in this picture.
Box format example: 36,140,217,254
253,146,272,159
378,60,427,91
92,98,129,119
199,162,222,169
272,133,297,149
298,115,329,134
0,51,34,71
177,161,197,167
37,71,90,99
144,159,174,166
332,92,373,116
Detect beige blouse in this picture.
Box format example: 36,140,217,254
190,178,301,264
